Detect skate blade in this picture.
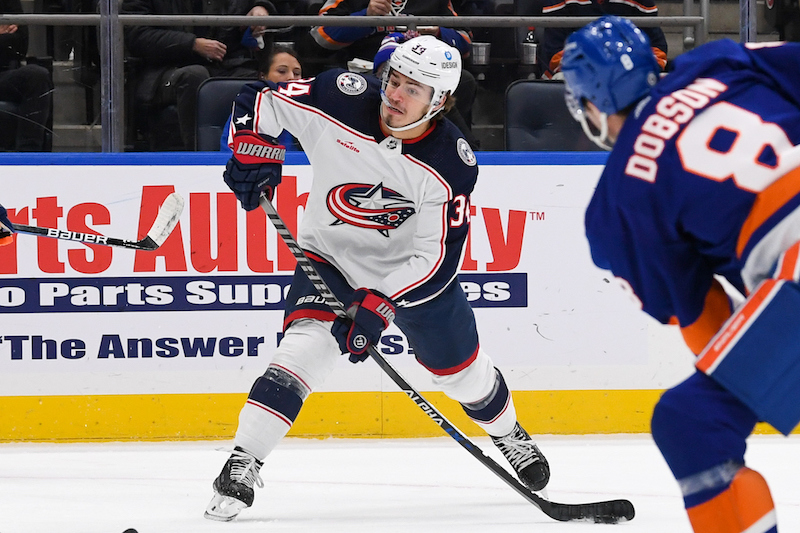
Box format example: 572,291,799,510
204,493,248,522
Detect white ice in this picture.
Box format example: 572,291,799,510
1,434,798,533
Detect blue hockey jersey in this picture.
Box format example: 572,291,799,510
585,40,800,353
229,69,478,307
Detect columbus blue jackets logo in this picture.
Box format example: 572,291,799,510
327,183,416,237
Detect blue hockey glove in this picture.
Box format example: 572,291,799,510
0,203,15,246
224,130,285,211
373,32,405,74
331,288,396,363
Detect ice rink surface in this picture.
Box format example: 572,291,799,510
2,434,798,533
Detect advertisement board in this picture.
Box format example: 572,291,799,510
0,153,696,440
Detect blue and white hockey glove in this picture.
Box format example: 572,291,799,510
373,32,405,74
332,288,396,363
0,203,15,246
224,130,285,211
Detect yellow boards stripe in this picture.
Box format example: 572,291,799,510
0,390,788,442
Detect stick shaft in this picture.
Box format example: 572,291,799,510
8,192,184,251
11,223,158,250
259,195,634,523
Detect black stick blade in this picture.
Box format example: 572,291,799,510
543,498,635,523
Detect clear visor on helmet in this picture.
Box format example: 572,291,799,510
563,82,584,123
381,68,436,109
564,81,613,151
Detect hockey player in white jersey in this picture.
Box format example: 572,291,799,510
204,35,550,522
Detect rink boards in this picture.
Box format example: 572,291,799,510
0,151,733,441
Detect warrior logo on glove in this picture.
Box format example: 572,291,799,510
224,130,285,211
351,334,369,351
354,301,395,355
371,300,396,322
234,136,286,164
332,288,396,363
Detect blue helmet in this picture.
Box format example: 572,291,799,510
561,16,660,117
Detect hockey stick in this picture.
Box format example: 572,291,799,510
8,193,185,251
259,194,635,524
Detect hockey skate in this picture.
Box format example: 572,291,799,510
204,447,264,521
492,422,550,491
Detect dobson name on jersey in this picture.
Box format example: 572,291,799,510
625,77,728,182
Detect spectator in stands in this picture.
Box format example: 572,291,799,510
221,44,303,151
533,2,668,79
297,0,478,139
0,0,53,152
122,0,278,150
765,0,800,41
259,43,303,83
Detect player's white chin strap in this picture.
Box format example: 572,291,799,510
578,112,614,151
380,91,444,133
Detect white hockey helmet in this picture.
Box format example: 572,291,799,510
381,35,462,131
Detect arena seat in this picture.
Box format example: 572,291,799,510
0,101,20,150
195,77,257,151
504,79,602,151
0,58,54,152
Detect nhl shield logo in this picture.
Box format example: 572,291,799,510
457,138,477,166
336,72,368,96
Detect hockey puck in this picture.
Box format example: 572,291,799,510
122,529,138,533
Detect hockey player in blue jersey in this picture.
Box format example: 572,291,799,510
204,35,550,521
561,15,800,533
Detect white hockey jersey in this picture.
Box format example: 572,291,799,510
228,69,479,307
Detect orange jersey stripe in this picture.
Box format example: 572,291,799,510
696,279,780,373
687,467,776,533
653,47,667,69
549,49,564,75
609,0,658,13
541,1,565,12
541,0,590,12
319,0,346,14
775,240,800,281
679,279,732,355
737,165,800,258
314,26,343,47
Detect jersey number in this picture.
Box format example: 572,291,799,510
450,195,470,228
277,82,312,98
677,102,795,193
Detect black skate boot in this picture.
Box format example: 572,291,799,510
491,422,550,491
204,446,264,521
